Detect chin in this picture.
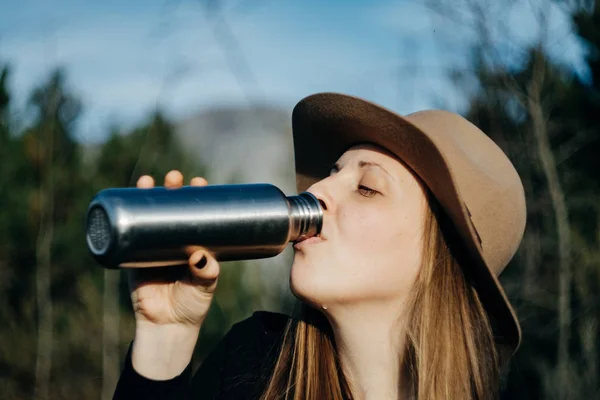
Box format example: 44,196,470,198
290,261,341,309
289,261,309,297
290,261,323,305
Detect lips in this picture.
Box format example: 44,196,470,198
293,232,325,246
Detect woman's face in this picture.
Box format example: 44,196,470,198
290,144,428,310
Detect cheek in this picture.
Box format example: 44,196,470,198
338,206,382,248
336,206,424,294
338,205,400,256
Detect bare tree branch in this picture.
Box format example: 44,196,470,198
34,88,57,400
527,45,572,400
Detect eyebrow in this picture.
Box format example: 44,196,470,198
332,160,392,178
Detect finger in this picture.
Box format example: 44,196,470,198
127,264,189,287
188,250,220,287
190,177,208,187
183,245,205,257
137,175,155,189
164,170,184,189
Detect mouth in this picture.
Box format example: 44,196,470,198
293,233,325,248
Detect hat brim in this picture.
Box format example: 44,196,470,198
291,92,520,362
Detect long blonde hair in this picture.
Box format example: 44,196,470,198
260,190,500,399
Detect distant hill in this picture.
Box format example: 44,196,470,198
174,105,298,196
83,105,299,195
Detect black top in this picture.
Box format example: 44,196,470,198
113,311,289,400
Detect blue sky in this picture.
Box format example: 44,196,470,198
0,0,587,143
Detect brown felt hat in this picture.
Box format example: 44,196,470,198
291,92,526,362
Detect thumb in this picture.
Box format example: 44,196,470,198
188,250,220,290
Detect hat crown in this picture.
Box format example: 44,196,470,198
405,110,527,275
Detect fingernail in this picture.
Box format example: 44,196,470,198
195,255,207,269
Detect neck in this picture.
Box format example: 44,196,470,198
326,302,408,400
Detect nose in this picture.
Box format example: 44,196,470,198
317,197,328,211
307,184,334,213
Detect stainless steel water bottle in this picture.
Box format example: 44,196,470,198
85,183,323,268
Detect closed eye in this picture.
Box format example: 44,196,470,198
357,185,378,197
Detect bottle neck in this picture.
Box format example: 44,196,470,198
287,192,323,242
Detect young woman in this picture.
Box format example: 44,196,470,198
113,93,526,400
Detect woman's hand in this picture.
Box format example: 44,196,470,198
128,170,221,380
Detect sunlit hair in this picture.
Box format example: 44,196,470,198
260,188,500,400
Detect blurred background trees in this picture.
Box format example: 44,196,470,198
0,1,599,399
429,0,600,398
